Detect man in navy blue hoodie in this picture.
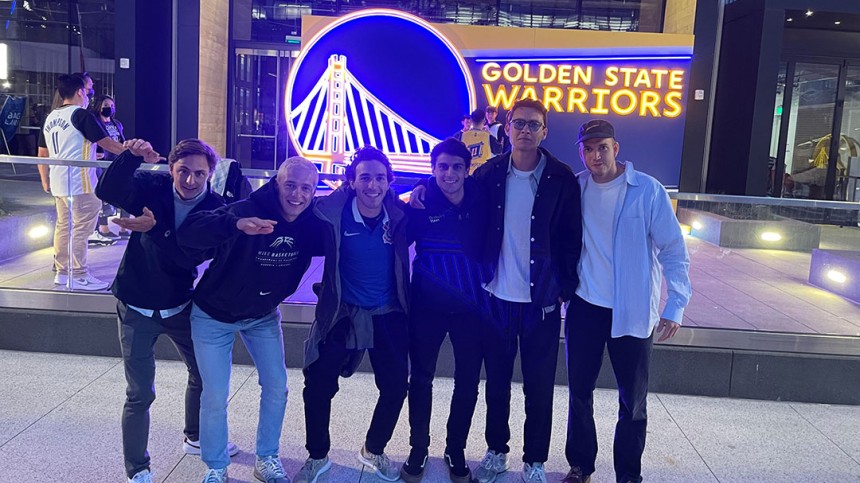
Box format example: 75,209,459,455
400,138,489,483
178,157,325,483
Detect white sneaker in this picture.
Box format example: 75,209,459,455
254,454,290,482
522,462,547,483
128,469,153,483
88,231,117,246
70,273,110,291
201,468,228,483
53,273,68,286
183,437,240,457
475,450,509,483
358,446,400,482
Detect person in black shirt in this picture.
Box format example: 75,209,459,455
178,156,325,483
96,138,233,483
400,138,489,483
90,94,129,242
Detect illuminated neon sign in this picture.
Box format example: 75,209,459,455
479,61,686,118
292,10,692,186
286,9,476,174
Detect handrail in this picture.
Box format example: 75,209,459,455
670,192,860,211
0,154,424,184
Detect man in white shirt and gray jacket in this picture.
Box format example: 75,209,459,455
563,120,691,483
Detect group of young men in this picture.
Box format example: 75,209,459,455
76,97,690,483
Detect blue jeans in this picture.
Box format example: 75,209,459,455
190,303,288,470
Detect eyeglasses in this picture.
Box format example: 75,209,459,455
510,119,544,132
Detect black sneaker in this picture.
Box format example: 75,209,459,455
399,448,427,483
445,449,472,483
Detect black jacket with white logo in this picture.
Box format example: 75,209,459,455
178,177,325,322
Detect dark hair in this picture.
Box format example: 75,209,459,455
485,106,497,114
431,138,473,171
57,74,85,101
461,114,470,121
89,95,114,116
506,98,548,127
168,138,219,172
470,108,485,125
344,145,393,183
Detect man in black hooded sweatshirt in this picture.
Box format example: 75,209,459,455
177,156,325,483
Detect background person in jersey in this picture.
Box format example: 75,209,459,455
410,98,581,483
485,106,508,153
460,108,501,174
562,120,691,483
399,138,489,483
90,94,129,243
296,146,410,483
39,73,125,291
95,138,234,483
178,157,325,483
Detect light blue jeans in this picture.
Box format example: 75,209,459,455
190,303,288,470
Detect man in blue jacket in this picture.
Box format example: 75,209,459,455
96,138,236,483
562,120,691,483
400,138,489,483
178,157,325,483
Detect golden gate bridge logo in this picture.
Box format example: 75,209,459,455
285,9,476,176
289,54,440,174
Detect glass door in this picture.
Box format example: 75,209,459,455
230,48,295,170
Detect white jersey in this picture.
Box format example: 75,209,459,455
43,105,100,197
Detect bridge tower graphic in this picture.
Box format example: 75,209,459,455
289,54,442,174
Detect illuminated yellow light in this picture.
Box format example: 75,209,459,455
760,231,782,242
692,221,703,230
28,225,51,239
826,270,847,284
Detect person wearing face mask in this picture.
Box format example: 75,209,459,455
177,157,326,483
89,94,129,243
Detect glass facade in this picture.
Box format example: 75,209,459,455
0,0,116,157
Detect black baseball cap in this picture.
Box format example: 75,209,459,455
577,119,616,144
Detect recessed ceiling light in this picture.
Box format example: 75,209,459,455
835,21,841,25
787,17,793,22
805,9,813,17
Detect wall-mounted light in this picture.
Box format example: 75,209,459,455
827,270,847,284
692,221,703,231
760,231,782,242
28,225,51,240
805,9,813,17
835,21,841,25
786,17,793,22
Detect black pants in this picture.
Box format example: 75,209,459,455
117,301,201,478
407,308,483,453
303,312,409,459
484,298,561,464
565,295,653,483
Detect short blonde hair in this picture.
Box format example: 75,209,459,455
277,156,319,186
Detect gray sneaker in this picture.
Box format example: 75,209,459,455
128,469,153,483
358,446,400,482
201,468,227,483
254,455,290,483
474,450,509,483
522,462,548,483
293,456,332,483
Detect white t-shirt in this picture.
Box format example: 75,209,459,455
576,173,626,308
486,165,537,303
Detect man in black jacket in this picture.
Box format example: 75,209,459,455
475,100,581,483
177,156,325,483
400,138,489,483
96,138,234,483
411,99,582,483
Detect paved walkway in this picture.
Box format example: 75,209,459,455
1,350,858,482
